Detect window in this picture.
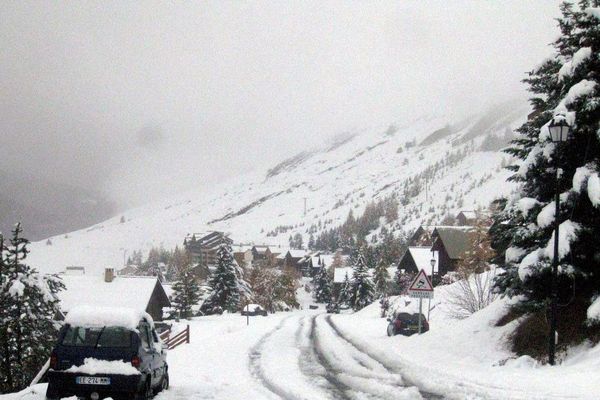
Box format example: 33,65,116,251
138,323,153,350
61,326,132,348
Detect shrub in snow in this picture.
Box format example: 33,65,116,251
246,265,299,313
0,224,64,393
491,1,600,350
394,270,415,295
448,217,498,318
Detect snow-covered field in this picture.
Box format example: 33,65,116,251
5,279,600,400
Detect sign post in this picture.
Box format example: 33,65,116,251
407,269,434,334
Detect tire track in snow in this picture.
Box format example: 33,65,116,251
248,315,334,400
248,315,295,400
324,315,444,400
304,316,353,400
315,315,422,400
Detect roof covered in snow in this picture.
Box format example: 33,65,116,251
406,247,439,273
288,249,308,259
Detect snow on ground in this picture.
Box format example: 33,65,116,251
3,295,600,400
331,277,600,400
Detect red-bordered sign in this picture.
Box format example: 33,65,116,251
407,269,434,298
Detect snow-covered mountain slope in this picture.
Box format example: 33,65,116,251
28,103,528,275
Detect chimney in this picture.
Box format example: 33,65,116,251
104,267,115,283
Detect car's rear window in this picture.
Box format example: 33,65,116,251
61,326,132,348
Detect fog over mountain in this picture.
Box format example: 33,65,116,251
0,1,561,238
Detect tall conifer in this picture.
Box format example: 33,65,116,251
492,2,600,325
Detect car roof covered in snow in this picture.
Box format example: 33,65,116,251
58,274,162,315
65,305,153,329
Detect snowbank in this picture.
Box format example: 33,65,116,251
64,358,140,376
334,275,600,399
65,305,152,329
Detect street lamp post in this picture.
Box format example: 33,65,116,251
547,115,572,366
428,256,436,320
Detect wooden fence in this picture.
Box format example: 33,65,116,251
159,324,190,350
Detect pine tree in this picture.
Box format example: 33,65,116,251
0,224,64,393
171,269,202,319
492,2,600,326
203,243,244,313
349,248,375,310
373,258,390,298
313,265,332,303
338,273,351,307
274,267,299,310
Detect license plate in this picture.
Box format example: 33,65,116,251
75,376,111,385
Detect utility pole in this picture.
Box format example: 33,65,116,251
303,197,307,217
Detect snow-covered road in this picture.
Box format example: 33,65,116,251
247,313,424,400
5,308,599,400
3,311,430,400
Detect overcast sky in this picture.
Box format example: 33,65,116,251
0,1,561,207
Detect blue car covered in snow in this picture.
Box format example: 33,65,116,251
46,306,168,400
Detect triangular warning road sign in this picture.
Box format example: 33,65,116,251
408,269,433,292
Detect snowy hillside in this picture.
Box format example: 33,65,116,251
29,103,528,275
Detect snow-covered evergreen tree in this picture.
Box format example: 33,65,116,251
313,265,332,303
171,269,202,319
338,272,351,306
492,2,600,324
349,248,375,310
0,224,63,393
373,258,390,298
203,243,246,313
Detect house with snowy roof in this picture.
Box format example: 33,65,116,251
57,267,171,321
184,231,232,268
456,210,478,226
397,247,439,275
277,249,311,275
232,244,254,268
431,227,474,276
408,226,435,246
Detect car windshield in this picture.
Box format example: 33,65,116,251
61,326,132,348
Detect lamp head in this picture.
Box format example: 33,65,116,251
548,114,572,143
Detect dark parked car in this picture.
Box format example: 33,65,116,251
46,308,168,400
241,304,268,316
387,312,429,336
